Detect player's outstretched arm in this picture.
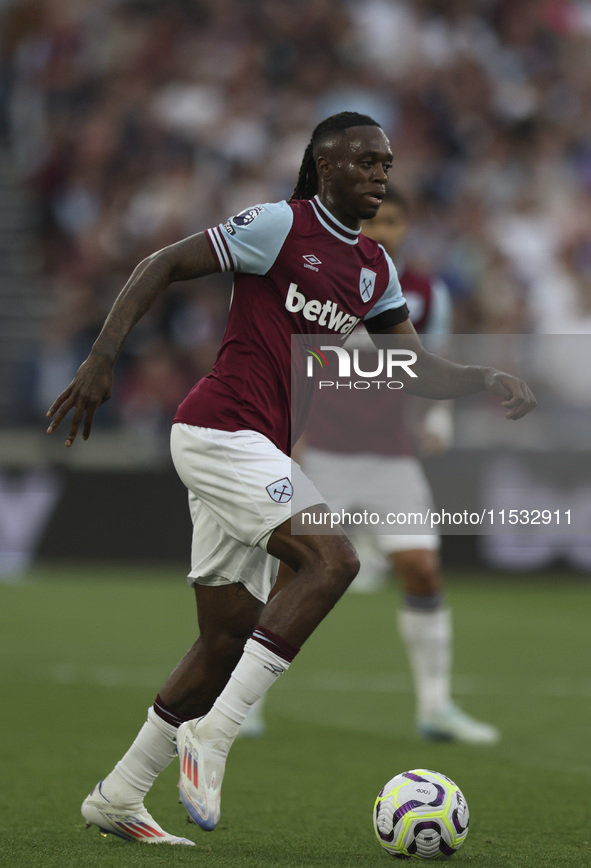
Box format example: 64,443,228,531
383,319,537,420
46,233,218,446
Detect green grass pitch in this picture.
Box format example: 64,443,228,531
1,565,590,867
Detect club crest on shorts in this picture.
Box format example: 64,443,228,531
266,477,293,503
359,267,376,302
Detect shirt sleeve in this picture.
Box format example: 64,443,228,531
363,249,408,327
205,201,294,275
423,277,453,335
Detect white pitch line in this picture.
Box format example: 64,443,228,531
1,665,591,700
281,671,591,699
50,663,166,688
49,666,591,698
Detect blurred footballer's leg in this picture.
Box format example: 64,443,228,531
393,549,499,744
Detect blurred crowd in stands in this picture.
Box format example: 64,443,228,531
2,0,591,433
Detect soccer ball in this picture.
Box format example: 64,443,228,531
373,769,469,860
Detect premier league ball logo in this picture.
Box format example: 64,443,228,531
231,206,263,227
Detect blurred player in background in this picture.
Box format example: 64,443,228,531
47,113,533,845
355,189,498,743
244,189,499,745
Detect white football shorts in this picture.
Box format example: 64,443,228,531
303,447,440,554
170,424,325,602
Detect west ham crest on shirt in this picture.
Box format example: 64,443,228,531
266,477,293,503
359,267,376,302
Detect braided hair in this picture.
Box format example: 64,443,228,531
289,111,382,201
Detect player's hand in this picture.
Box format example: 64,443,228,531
483,369,537,420
46,354,114,446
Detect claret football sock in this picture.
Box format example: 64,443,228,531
397,596,452,718
153,692,186,728
199,626,299,750
100,706,178,805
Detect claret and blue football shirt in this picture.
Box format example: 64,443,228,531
174,196,409,453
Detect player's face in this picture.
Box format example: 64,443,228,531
361,201,408,257
318,126,393,229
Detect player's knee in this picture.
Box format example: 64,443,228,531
393,549,440,596
316,541,360,592
274,528,359,582
199,623,251,667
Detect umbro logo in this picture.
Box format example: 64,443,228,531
264,663,285,677
303,254,322,272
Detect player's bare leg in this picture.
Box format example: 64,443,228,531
177,508,359,829
392,549,441,598
392,549,499,745
262,516,359,644
158,582,265,719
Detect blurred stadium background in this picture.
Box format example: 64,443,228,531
1,0,591,577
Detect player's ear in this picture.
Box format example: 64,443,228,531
316,154,333,180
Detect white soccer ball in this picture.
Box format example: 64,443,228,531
373,768,469,860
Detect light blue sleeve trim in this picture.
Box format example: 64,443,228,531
423,277,453,335
220,201,293,274
363,249,407,321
